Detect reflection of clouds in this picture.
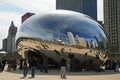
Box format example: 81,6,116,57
33,14,103,39
17,10,107,47
16,31,53,40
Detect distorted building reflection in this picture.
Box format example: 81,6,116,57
67,32,76,45
16,10,108,68
76,35,87,47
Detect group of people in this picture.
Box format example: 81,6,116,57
0,54,49,78
59,53,120,79
22,56,37,78
20,54,49,78
0,52,120,79
105,60,120,72
0,57,19,71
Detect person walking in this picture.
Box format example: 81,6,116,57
20,58,24,70
2,58,7,71
60,56,67,79
115,60,119,72
22,57,29,77
30,56,37,78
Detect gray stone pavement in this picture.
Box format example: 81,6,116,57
0,69,120,80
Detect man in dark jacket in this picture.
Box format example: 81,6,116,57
30,57,37,78
60,56,66,78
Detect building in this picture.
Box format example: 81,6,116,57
67,32,76,45
21,12,35,23
56,0,97,20
7,21,17,55
2,38,7,52
104,0,120,56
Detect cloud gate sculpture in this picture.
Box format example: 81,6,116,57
16,10,108,67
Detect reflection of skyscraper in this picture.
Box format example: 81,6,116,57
21,12,35,23
56,0,97,20
99,33,107,49
90,40,96,48
88,41,91,48
76,35,86,47
94,36,100,48
67,32,76,45
94,36,99,44
16,10,108,67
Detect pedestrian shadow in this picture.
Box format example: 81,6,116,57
19,76,35,80
7,69,120,76
28,76,35,79
8,69,61,75
19,76,26,79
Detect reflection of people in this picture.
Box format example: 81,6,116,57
61,48,64,53
42,55,48,73
60,56,66,78
66,57,71,72
84,52,88,57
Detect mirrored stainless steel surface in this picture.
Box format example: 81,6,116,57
16,10,108,66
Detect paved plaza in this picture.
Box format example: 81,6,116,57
0,69,120,80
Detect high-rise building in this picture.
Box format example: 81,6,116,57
21,12,35,23
7,21,17,54
56,0,97,20
104,0,120,55
67,32,76,45
2,38,7,52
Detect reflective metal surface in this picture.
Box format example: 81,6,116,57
16,10,108,66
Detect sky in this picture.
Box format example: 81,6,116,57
0,0,103,49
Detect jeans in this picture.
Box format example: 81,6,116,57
31,67,36,77
66,64,70,72
40,64,43,72
44,65,48,73
23,66,28,77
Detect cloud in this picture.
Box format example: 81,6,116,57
0,1,26,13
0,11,21,26
0,0,56,13
0,0,56,49
0,11,22,49
0,24,8,49
0,0,103,49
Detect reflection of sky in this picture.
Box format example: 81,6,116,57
35,14,105,39
17,10,107,45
